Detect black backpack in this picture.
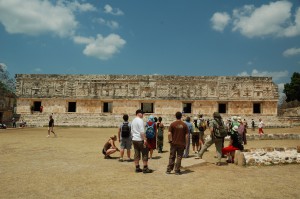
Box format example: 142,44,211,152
121,122,130,138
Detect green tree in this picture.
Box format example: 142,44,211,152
284,72,300,102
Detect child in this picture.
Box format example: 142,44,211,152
102,135,119,159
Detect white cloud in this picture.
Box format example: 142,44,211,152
283,47,300,57
104,4,124,16
282,7,300,37
212,1,300,38
232,1,292,38
0,0,79,37
0,63,7,71
237,69,289,82
96,18,119,29
60,0,97,12
211,12,230,32
74,34,126,60
33,68,42,73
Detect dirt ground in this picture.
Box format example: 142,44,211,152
0,127,300,199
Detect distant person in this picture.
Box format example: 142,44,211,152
47,115,57,138
251,119,255,131
166,112,189,175
156,117,165,153
183,116,193,158
102,135,119,159
196,112,226,166
118,114,132,162
20,120,26,128
145,115,157,159
222,126,244,163
192,117,200,153
237,118,245,144
243,119,248,145
258,118,264,135
131,109,152,173
12,117,16,128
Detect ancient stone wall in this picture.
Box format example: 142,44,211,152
15,74,279,116
15,74,279,101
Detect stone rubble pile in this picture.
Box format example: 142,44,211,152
234,146,300,166
224,134,300,141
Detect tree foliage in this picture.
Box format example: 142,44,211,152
283,72,300,102
0,64,15,93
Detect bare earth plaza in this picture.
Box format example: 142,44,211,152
1,1,300,198
1,74,300,199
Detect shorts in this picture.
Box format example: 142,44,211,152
192,134,199,146
132,140,149,161
48,127,54,131
120,137,132,150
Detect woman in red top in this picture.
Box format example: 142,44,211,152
146,115,157,159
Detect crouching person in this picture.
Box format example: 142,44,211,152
102,135,119,159
222,126,244,163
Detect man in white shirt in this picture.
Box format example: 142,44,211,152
131,109,152,173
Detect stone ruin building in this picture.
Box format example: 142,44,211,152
15,74,281,127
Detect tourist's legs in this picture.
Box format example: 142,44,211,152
197,136,213,158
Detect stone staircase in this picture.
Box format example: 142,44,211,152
18,112,300,128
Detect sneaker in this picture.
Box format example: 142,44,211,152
119,158,124,162
127,158,133,162
216,162,222,166
166,170,171,174
46,135,50,138
135,168,143,173
143,168,153,174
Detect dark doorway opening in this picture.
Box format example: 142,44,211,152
183,103,192,113
33,101,41,111
0,112,3,123
218,103,227,113
68,102,76,112
103,102,112,113
141,103,154,113
253,103,261,114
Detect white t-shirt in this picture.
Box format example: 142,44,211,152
258,121,264,128
131,117,145,141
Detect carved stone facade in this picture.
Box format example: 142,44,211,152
15,74,279,117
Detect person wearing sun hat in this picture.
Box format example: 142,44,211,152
196,112,224,166
146,115,157,159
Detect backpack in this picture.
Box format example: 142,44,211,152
213,119,227,138
145,122,155,139
121,122,130,138
199,120,206,131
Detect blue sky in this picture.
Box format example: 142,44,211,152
0,0,299,93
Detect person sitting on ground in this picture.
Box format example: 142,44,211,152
222,126,244,163
118,114,132,162
102,135,120,159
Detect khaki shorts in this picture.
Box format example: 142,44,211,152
132,141,149,161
